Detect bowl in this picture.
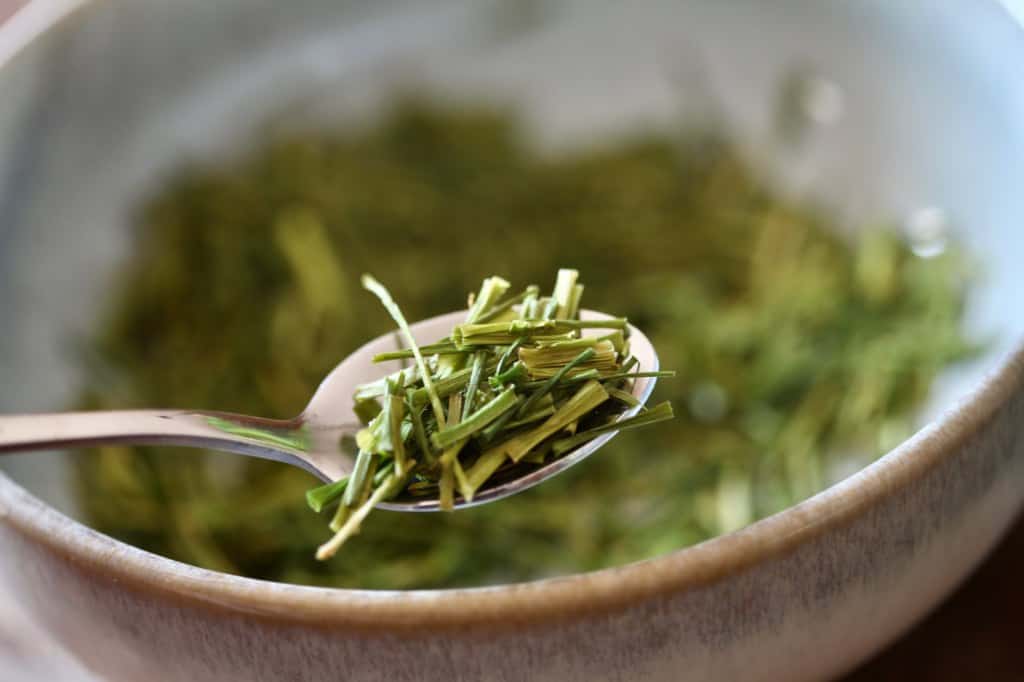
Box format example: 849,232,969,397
2,1,1024,680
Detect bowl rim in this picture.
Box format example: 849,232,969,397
2,345,1020,631
1,0,1024,632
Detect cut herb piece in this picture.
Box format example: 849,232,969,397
476,285,540,324
466,276,511,324
518,369,669,391
388,393,408,476
540,297,559,320
462,351,488,417
552,268,579,319
408,395,435,467
352,398,382,425
607,387,640,407
489,361,527,388
306,477,348,514
519,340,618,379
502,380,611,462
501,395,556,430
317,473,399,560
372,342,464,362
342,448,374,509
517,348,595,418
353,365,420,401
462,446,507,501
408,360,498,406
431,387,518,449
362,275,446,425
476,395,528,445
552,401,676,455
452,456,475,503
494,338,523,377
452,319,627,348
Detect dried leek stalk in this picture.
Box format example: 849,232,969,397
309,270,675,559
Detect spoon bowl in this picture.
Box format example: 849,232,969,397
0,308,660,511
359,309,660,511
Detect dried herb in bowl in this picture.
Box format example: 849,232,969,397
309,270,675,560
74,101,977,589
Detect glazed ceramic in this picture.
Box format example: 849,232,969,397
1,1,1023,680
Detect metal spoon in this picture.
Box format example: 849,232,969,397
0,309,659,511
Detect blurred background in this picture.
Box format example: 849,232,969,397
0,0,1019,675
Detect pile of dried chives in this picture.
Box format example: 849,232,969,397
73,101,976,589
308,269,674,559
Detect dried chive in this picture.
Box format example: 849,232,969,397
408,360,498,406
476,395,528,445
488,361,527,388
462,351,488,417
431,387,518,449
438,457,456,511
476,285,540,324
408,397,435,467
464,446,509,498
452,319,626,348
362,275,446,425
494,338,523,378
466,276,511,324
317,474,398,560
388,393,407,476
372,343,464,362
352,398,382,426
552,401,676,456
342,448,374,509
607,387,640,407
518,369,664,391
503,380,610,462
517,348,595,418
75,101,975,588
552,268,578,319
309,272,673,552
305,477,349,513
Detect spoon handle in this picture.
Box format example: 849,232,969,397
0,409,305,463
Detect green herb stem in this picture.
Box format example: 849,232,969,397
431,387,518,449
504,380,610,462
306,477,349,513
342,448,374,508
462,350,488,417
362,274,446,425
476,285,540,324
373,343,465,362
517,348,595,418
552,401,676,456
317,473,398,560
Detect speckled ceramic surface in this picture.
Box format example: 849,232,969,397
1,1,1023,680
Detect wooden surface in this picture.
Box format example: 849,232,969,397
844,511,1024,680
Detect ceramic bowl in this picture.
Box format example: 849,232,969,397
1,1,1023,680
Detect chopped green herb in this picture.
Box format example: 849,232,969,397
74,101,977,589
313,271,673,558
552,401,676,455
362,275,446,425
430,386,519,450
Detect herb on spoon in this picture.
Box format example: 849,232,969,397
75,101,976,588
308,269,675,559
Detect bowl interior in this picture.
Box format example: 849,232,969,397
1,0,1023,548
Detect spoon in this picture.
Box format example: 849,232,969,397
0,309,659,511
